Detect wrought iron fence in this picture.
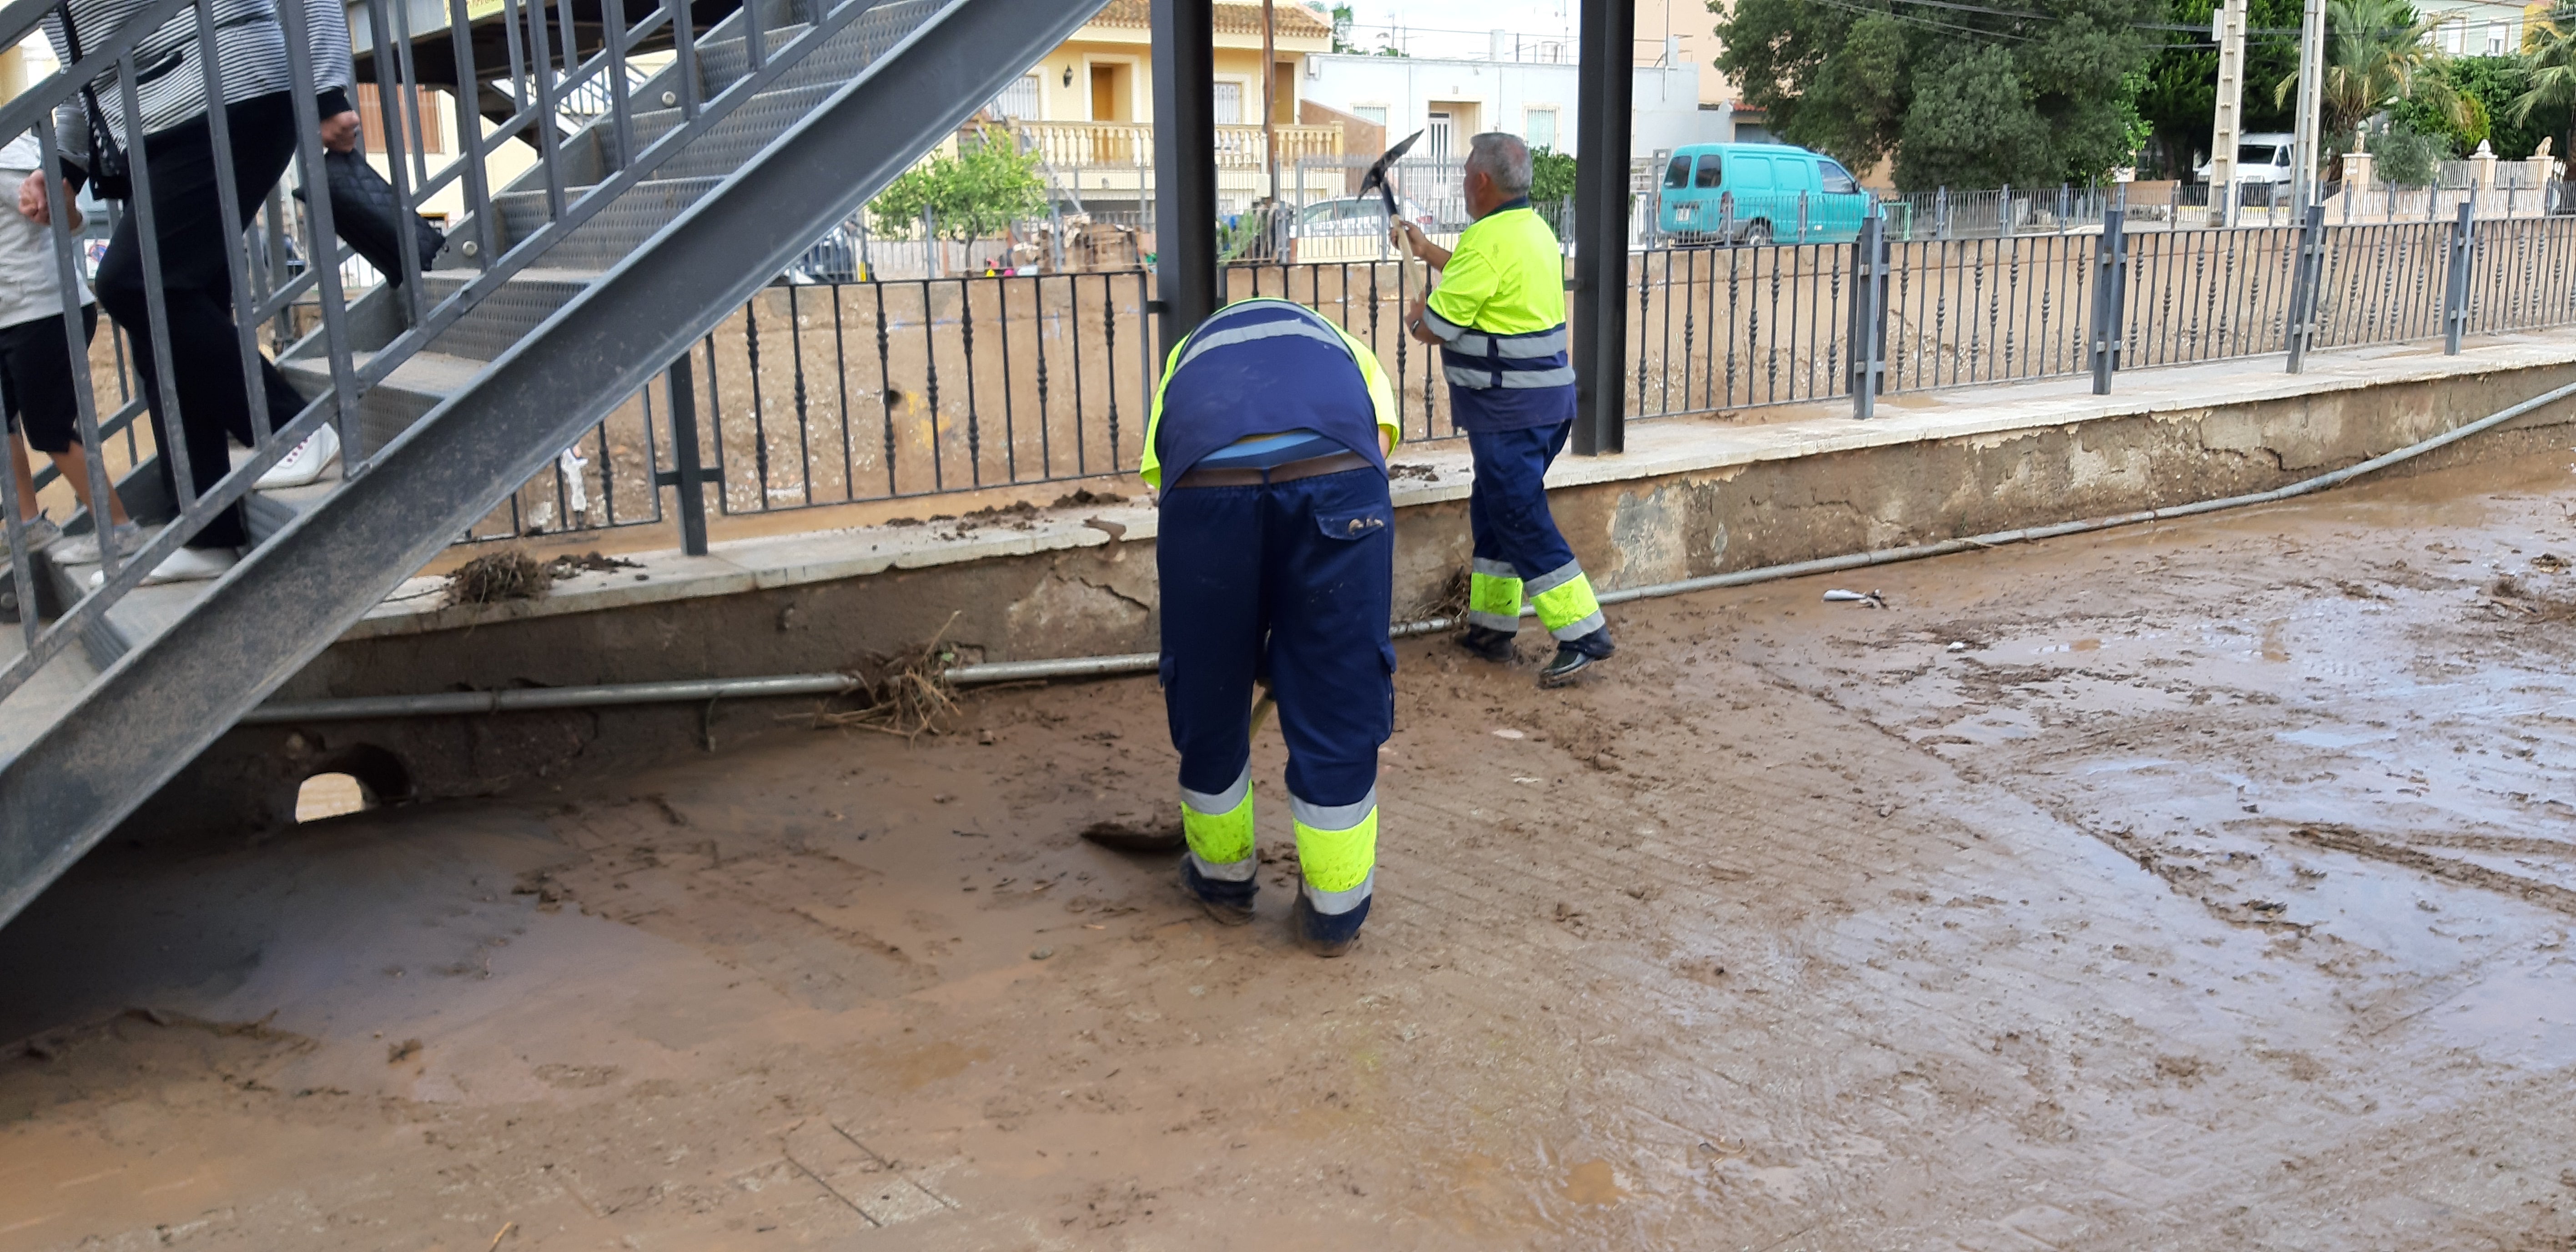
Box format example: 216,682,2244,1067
467,210,2576,547
1627,210,2576,420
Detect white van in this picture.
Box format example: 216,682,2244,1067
2194,132,2298,187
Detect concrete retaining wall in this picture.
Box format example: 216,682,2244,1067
131,343,2576,837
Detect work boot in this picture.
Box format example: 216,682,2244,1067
1177,859,1255,927
1291,890,1368,958
1538,627,1616,688
1454,624,1515,664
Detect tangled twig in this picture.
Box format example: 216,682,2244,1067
809,611,966,740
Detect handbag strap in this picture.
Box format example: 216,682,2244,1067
52,0,119,150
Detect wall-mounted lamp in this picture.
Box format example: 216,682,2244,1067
1063,65,1075,87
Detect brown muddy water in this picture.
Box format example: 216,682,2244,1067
5,449,2576,1250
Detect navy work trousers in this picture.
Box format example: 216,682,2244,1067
1468,419,1579,591
1157,467,1394,815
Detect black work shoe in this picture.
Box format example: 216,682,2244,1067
1455,625,1515,664
1291,892,1366,957
1538,627,1615,688
1178,860,1255,927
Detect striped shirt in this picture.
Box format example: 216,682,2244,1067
45,0,353,140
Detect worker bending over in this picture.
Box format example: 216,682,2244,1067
1143,298,1401,957
1397,131,1613,686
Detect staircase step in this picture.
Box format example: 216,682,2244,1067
278,350,491,457
39,550,216,671
688,24,814,94
627,80,847,183
0,619,100,766
415,268,603,361
243,462,345,548
497,177,725,268
691,0,934,94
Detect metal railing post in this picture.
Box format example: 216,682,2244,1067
1847,208,1889,419
655,351,711,556
2284,203,2326,373
2442,199,2474,354
2089,202,2128,394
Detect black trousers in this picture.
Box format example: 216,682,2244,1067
0,304,100,454
95,91,304,550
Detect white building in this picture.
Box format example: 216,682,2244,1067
1301,36,1726,167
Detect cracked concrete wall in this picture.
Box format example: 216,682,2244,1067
136,358,2576,841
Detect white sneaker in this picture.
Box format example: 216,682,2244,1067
52,520,145,565
90,545,239,588
255,425,342,490
12,514,60,551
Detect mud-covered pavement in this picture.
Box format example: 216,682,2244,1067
6,450,2576,1251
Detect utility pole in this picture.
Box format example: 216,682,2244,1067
1262,0,1280,205
2209,0,2248,225
2291,0,2327,213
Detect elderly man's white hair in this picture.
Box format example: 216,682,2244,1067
1465,132,1533,197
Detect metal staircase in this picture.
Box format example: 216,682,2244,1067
0,0,1109,926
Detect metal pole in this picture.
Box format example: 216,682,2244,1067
1847,208,1889,419
2090,203,2128,393
1152,0,1218,352
1571,0,1635,455
1262,0,1279,205
2291,0,2326,214
2211,0,2248,225
2285,203,2326,372
2442,199,2473,354
656,351,710,555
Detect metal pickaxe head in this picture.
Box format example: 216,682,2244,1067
1360,129,1423,216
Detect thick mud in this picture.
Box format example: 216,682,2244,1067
5,450,2576,1250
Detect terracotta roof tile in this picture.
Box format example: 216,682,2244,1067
1088,0,1331,37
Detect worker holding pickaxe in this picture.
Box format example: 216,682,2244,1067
1144,298,1401,956
1392,132,1614,686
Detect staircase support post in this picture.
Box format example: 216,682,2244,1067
1151,0,1218,354
657,351,711,557
1570,0,1633,456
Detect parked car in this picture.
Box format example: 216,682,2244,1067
2193,132,2298,187
1656,143,1871,244
1293,195,1434,237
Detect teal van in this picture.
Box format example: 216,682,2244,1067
1658,143,1871,245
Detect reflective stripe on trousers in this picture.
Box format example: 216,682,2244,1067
1468,557,1522,632
1182,762,1257,882
1527,558,1606,640
1291,788,1378,915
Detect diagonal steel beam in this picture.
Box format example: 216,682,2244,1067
0,0,1113,928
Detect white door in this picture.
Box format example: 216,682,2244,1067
1427,111,1453,160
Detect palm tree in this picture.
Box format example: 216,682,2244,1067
2510,0,2576,158
2276,0,2464,141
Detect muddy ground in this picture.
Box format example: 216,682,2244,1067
5,449,2576,1251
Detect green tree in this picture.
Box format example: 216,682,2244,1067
2509,0,2576,157
1712,0,2161,190
869,127,1051,241
2366,116,2449,182
1530,147,1578,201
2393,81,2488,153
2277,0,2463,144
2435,56,2556,157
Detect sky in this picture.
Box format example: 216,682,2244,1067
1336,0,1582,47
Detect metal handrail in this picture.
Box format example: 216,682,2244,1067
0,0,943,703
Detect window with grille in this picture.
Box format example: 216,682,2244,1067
1526,107,1558,151
1213,81,1243,125
992,73,1040,121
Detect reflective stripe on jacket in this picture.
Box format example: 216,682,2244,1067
1140,298,1400,490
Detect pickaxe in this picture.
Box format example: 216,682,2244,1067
1363,129,1430,287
